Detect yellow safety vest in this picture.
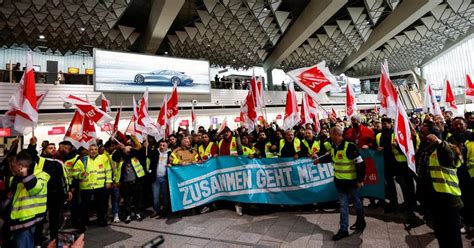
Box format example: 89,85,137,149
76,154,112,190
9,171,50,226
464,141,474,178
331,142,357,180
264,142,278,158
375,133,407,162
302,139,320,156
242,146,256,156
35,157,69,187
198,142,215,159
428,150,461,196
64,155,83,183
278,138,301,157
116,157,145,183
218,137,238,156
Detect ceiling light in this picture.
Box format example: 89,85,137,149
39,35,45,39
364,21,370,25
247,52,251,55
80,27,85,31
232,59,236,62
263,7,268,11
164,51,168,55
207,44,211,47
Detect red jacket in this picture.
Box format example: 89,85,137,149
344,125,375,149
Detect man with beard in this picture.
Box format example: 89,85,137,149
198,132,218,161
254,131,278,158
448,117,474,234
168,134,178,152
27,137,70,243
57,141,84,229
191,132,203,150
344,115,375,149
465,112,474,132
375,118,417,223
416,122,463,247
302,129,320,158
278,130,307,159
218,128,241,157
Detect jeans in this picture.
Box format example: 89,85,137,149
337,187,365,232
431,206,462,248
122,180,143,216
109,187,120,215
151,176,169,213
10,226,35,248
80,188,107,228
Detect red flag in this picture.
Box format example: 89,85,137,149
345,79,357,117
157,95,168,139
3,51,38,134
394,100,416,174
100,93,111,112
283,82,300,130
64,111,84,149
125,96,143,141
191,109,197,132
81,114,97,149
443,79,458,113
62,95,113,127
113,103,122,133
167,83,179,119
300,93,316,125
286,61,338,99
217,116,228,134
250,71,264,110
377,60,398,118
466,74,474,100
423,83,443,117
241,86,258,132
330,108,338,120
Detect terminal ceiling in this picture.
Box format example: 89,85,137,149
0,0,473,77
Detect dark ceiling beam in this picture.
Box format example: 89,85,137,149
420,26,474,67
262,0,348,71
336,0,442,74
140,0,185,54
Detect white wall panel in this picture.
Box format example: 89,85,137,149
422,35,474,97
0,48,93,73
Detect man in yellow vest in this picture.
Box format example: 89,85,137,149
254,131,278,158
4,151,49,247
27,137,70,243
322,126,366,241
74,144,112,230
278,130,306,159
57,141,83,228
416,122,463,247
302,129,320,158
218,127,241,156
376,118,416,221
103,140,120,223
112,141,146,223
198,132,218,161
447,117,474,232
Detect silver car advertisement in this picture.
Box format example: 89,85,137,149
94,49,210,93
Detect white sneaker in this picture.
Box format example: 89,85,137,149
235,204,243,216
113,214,120,223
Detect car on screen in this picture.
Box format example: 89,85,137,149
134,70,193,86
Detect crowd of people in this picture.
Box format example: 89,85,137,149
0,110,473,247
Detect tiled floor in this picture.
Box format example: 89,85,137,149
84,207,473,247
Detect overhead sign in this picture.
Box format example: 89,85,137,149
211,117,218,124
234,117,241,122
180,120,189,126
85,69,94,75
276,114,282,120
0,128,11,137
94,49,210,94
47,126,65,135
68,67,79,74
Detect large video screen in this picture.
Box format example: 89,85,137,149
94,49,210,94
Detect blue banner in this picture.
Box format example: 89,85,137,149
168,150,384,212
